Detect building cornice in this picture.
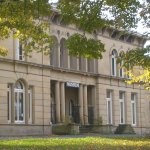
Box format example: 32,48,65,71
0,57,128,82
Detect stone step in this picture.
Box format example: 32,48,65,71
114,124,135,134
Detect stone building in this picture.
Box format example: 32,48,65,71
0,12,150,136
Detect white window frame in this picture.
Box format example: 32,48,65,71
7,84,11,123
111,50,117,76
14,82,25,124
28,89,32,124
131,93,137,126
119,61,124,78
149,101,150,123
16,39,24,61
106,90,113,124
119,91,125,124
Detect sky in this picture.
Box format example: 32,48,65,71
49,0,150,47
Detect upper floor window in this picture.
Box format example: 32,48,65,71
16,39,24,61
119,52,124,78
60,38,67,68
50,36,58,67
111,49,118,76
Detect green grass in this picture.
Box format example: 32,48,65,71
0,137,150,150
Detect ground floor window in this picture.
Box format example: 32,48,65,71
28,88,32,123
7,84,11,122
131,93,137,126
119,91,125,124
15,81,25,123
7,80,33,124
106,90,113,124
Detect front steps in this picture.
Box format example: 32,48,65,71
52,124,135,135
115,124,135,134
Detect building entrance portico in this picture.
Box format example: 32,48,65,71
51,80,95,125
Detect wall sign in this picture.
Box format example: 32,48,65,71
66,82,79,88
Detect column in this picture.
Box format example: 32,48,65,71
83,85,88,125
11,83,15,123
55,81,60,123
79,84,84,124
60,82,65,123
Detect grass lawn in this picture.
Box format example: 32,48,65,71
0,137,150,150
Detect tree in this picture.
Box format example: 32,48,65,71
0,0,53,56
118,0,150,90
58,0,142,58
58,0,150,89
0,0,150,88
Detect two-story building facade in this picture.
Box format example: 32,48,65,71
0,12,150,136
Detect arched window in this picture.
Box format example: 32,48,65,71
60,38,68,68
50,36,58,67
119,51,124,78
87,59,95,73
78,57,82,71
15,81,25,123
111,49,118,76
70,56,77,70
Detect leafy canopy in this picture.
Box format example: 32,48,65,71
0,0,53,56
57,0,143,59
119,46,150,89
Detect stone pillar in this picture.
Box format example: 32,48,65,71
83,85,88,125
11,83,15,123
79,84,84,124
60,82,65,123
55,81,60,123
25,83,29,124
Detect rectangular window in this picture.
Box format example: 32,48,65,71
112,58,115,76
7,84,11,123
14,91,25,123
149,102,150,123
131,93,137,126
16,39,24,61
28,89,32,123
106,90,113,124
119,91,125,124
119,62,124,78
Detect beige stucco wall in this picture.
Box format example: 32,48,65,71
0,22,149,135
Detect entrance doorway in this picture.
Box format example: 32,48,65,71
65,87,79,123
